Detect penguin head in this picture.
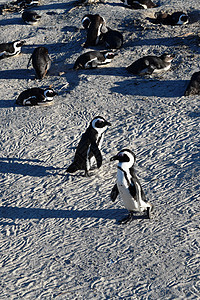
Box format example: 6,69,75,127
13,40,25,52
172,12,189,25
44,88,58,100
103,51,118,60
110,149,136,167
91,116,111,133
160,53,174,62
82,15,92,29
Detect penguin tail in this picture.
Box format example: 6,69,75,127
66,163,79,173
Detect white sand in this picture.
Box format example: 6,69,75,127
0,0,199,298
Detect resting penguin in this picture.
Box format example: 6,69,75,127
103,28,123,49
73,50,117,70
82,14,107,47
121,0,157,9
151,11,189,25
27,46,51,79
0,40,25,59
184,71,200,96
67,116,111,176
0,0,39,14
126,53,174,76
110,149,153,223
16,87,57,106
22,10,41,24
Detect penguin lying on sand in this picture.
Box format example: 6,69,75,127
110,149,153,223
0,0,39,14
67,116,111,176
22,10,41,24
121,0,157,9
184,71,200,96
126,53,174,75
16,87,57,106
0,40,25,59
82,14,107,47
27,46,51,79
150,11,189,25
73,50,117,70
103,28,123,49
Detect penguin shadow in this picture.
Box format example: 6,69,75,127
0,17,22,26
0,99,14,108
34,1,74,12
0,157,61,177
0,206,146,223
111,78,189,97
0,68,28,80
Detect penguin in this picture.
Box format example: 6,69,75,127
1,0,39,14
110,149,153,223
103,28,123,49
73,50,117,70
22,10,41,24
27,46,51,79
0,40,25,59
184,71,200,96
82,14,108,47
126,53,174,75
67,116,111,176
121,0,157,9
151,11,189,25
16,87,57,106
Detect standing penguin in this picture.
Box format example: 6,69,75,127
0,40,25,59
16,87,57,106
126,53,174,75
73,50,117,70
110,149,153,223
27,46,51,79
22,10,41,24
67,116,111,176
184,71,200,96
82,14,108,47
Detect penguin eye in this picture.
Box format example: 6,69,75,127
95,120,104,128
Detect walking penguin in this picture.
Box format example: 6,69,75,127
67,116,111,176
110,149,153,223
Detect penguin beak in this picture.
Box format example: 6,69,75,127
110,155,119,161
105,121,111,126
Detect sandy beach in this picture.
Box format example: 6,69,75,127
0,0,199,298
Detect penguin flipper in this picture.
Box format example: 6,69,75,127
111,184,119,202
90,143,102,168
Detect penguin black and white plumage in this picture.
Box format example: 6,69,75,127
126,53,174,75
16,87,57,106
121,0,157,9
151,11,189,25
22,10,41,24
184,71,200,96
73,50,117,70
67,116,111,176
27,47,51,79
110,149,153,223
0,0,39,14
82,14,108,47
103,28,123,49
0,40,25,59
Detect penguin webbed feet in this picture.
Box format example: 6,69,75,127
119,212,134,224
146,204,154,219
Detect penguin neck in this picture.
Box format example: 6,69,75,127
117,163,132,185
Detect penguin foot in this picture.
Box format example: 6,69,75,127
119,212,133,224
146,206,154,219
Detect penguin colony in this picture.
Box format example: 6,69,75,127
0,0,199,223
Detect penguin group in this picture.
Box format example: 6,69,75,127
0,0,199,224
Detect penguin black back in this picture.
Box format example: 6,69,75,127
184,71,200,96
28,46,51,79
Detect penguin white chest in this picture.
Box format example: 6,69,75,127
117,168,139,211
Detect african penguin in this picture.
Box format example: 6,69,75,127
184,71,200,96
0,0,39,14
67,116,111,176
27,46,51,79
16,87,57,106
126,53,174,76
22,10,41,24
151,11,189,25
82,14,107,47
110,149,153,223
103,28,123,49
121,0,157,9
73,50,117,70
0,40,25,59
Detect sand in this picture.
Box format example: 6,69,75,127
0,0,199,298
